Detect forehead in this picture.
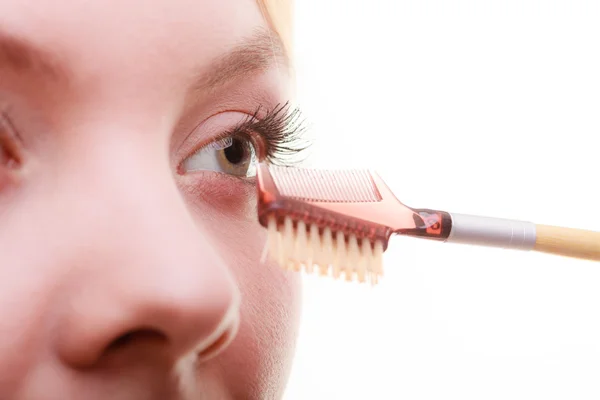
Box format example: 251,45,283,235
0,0,267,86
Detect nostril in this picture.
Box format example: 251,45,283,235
107,329,167,352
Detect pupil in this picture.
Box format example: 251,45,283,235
224,138,246,165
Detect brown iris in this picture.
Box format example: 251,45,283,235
216,137,256,177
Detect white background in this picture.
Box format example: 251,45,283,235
284,1,600,399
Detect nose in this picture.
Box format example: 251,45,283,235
53,165,240,368
57,260,240,368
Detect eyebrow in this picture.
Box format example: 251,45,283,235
0,27,287,90
0,31,68,80
193,28,290,93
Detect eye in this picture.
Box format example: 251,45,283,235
181,134,258,178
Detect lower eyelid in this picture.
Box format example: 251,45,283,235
178,170,256,202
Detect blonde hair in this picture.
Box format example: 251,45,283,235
257,0,294,58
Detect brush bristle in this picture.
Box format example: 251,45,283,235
265,215,385,285
268,165,381,203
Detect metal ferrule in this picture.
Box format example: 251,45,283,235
447,213,537,250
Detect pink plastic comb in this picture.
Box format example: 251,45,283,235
257,163,600,284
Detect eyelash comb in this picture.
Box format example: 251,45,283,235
256,163,600,285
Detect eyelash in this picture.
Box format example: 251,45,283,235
222,102,311,166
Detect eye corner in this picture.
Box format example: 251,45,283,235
175,161,187,176
0,112,26,172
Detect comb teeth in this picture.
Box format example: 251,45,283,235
266,215,385,285
269,165,382,203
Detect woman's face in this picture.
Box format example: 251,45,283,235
0,0,302,399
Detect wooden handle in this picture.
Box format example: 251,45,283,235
534,224,600,261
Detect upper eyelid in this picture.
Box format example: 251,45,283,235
176,109,255,154
204,136,233,150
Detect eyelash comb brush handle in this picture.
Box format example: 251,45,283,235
441,213,600,261
256,163,600,285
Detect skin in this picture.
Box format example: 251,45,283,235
0,0,301,399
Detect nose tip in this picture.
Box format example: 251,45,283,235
56,269,241,368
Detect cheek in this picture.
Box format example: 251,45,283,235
217,214,302,354
218,226,302,397
184,179,301,393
